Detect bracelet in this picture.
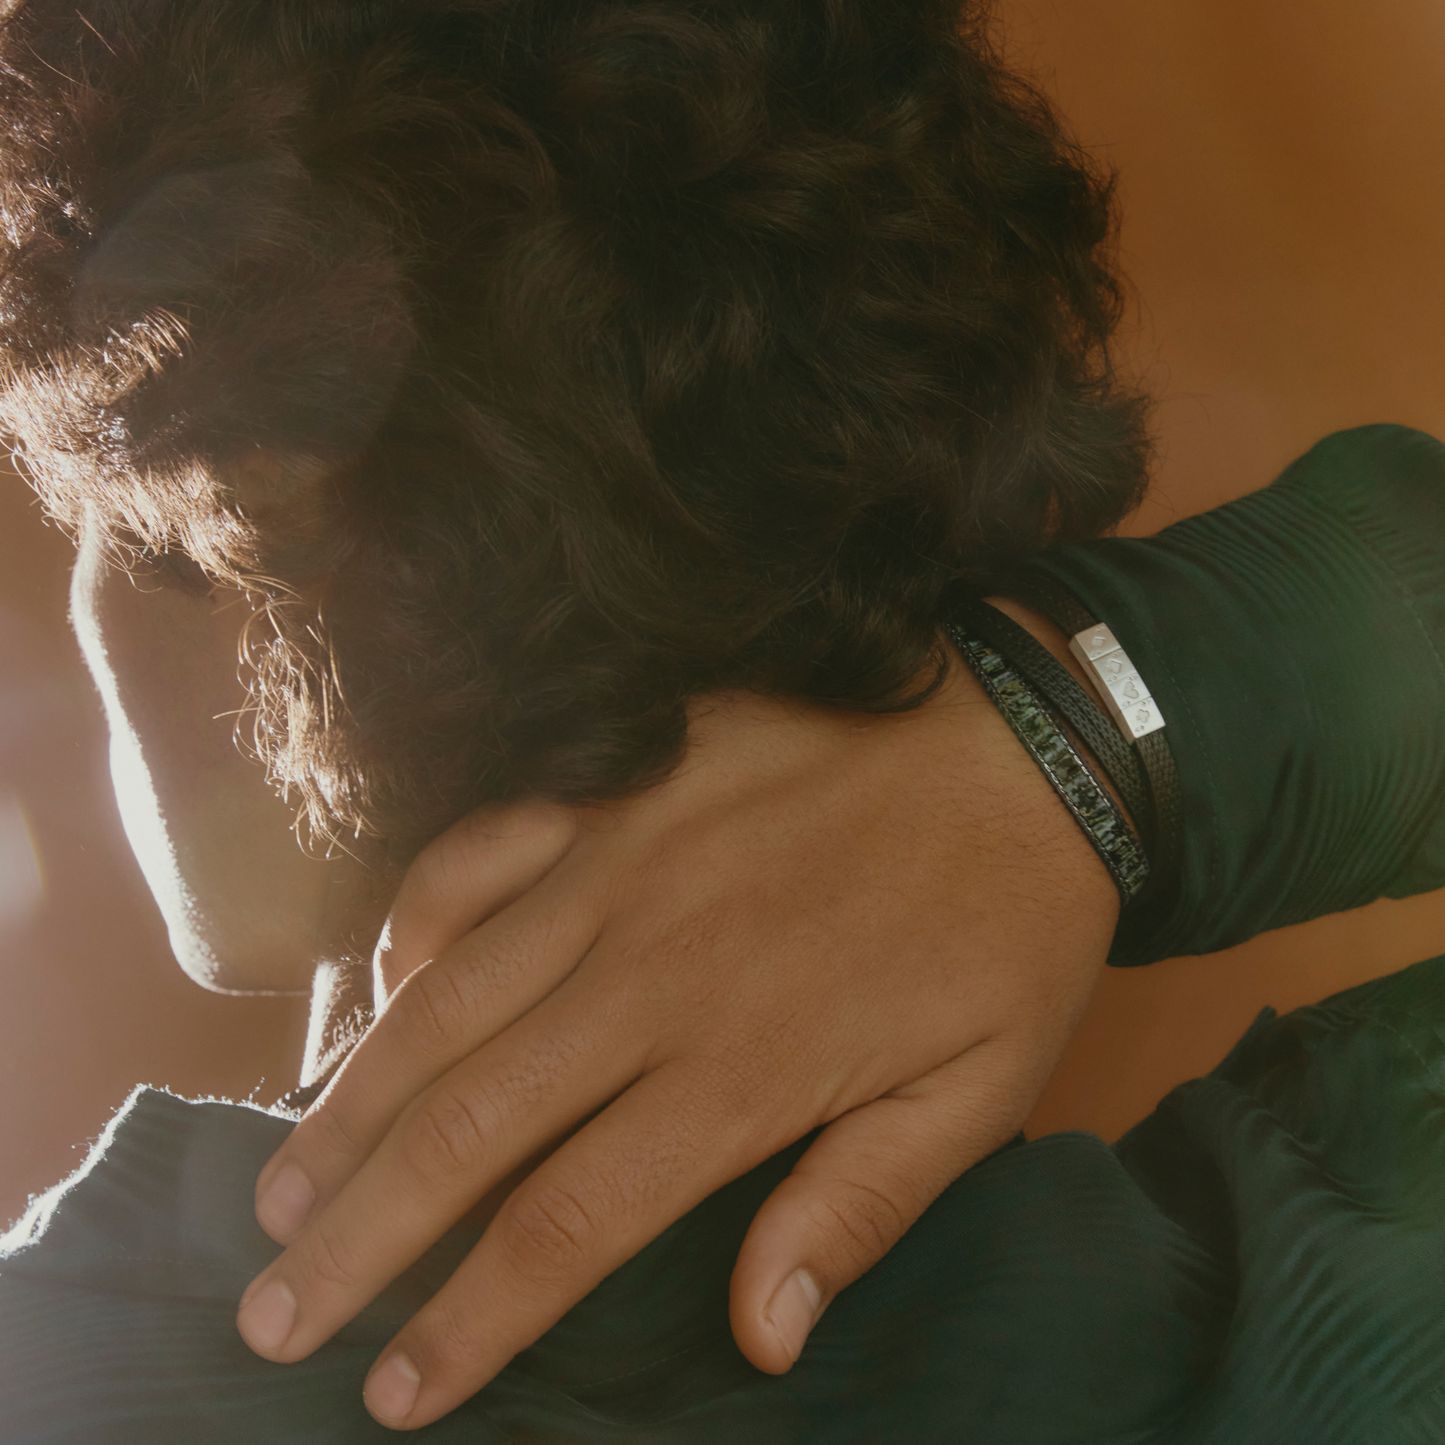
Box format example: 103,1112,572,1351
951,597,1156,846
944,623,1150,906
1003,568,1182,896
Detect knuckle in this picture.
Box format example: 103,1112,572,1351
688,1039,772,1120
405,1296,484,1380
812,1179,909,1266
459,925,533,994
497,1179,601,1287
302,1218,363,1295
301,1098,367,1168
398,1088,499,1187
515,801,579,854
398,964,472,1056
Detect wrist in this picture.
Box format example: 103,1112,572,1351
930,622,1122,933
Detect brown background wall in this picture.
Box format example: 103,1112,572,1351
4,0,1445,1220
1014,0,1445,1135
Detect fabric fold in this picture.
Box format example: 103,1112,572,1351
1031,425,1445,963
14,956,1445,1440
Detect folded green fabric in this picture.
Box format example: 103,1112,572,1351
10,955,1445,1443
1033,425,1445,963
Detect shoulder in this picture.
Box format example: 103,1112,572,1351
0,1089,385,1444
2,1086,291,1276
1273,424,1445,505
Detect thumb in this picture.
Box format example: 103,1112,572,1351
728,1041,1035,1374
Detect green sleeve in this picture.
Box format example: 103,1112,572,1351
1030,425,1445,965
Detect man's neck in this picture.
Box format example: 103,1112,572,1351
300,959,373,1089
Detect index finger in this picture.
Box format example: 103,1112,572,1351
374,800,578,999
255,870,601,1244
239,978,650,1378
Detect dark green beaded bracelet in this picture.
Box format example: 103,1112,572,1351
945,624,1150,906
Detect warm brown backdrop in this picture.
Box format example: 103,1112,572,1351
4,0,1445,1221
1015,0,1445,1135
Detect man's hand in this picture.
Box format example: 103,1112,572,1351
237,631,1118,1431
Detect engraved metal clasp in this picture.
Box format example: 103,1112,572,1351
1068,623,1166,741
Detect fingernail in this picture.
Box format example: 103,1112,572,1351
366,1352,422,1424
236,1277,297,1356
764,1268,822,1365
256,1161,315,1241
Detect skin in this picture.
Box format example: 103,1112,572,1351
67,512,1119,1430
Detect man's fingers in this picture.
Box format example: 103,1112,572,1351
253,882,602,1243
239,980,646,1367
728,1041,1034,1375
356,1060,794,1431
374,800,578,999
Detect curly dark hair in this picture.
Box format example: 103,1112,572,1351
0,0,1149,858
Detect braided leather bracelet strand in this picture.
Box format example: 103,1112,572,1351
944,622,1150,906
951,597,1156,846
